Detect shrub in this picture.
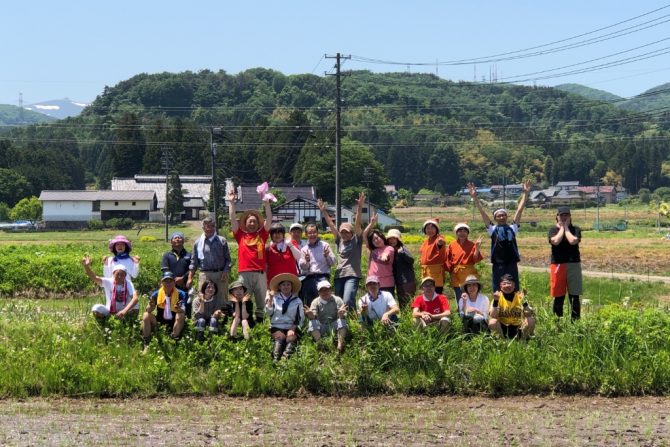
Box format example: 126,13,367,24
87,220,104,230
105,218,134,230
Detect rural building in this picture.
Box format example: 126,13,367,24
39,190,158,229
273,197,400,230
223,181,316,213
112,175,211,220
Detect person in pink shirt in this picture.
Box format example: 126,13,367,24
363,214,395,295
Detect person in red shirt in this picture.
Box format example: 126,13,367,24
265,223,303,284
228,189,272,322
411,277,451,333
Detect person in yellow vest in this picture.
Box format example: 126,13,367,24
488,274,535,340
141,271,188,353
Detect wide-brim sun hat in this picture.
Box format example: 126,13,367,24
269,273,302,294
108,235,131,253
386,228,402,241
462,274,481,288
239,210,265,233
422,219,440,234
454,223,470,233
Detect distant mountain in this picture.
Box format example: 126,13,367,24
554,83,622,103
616,82,670,113
24,98,88,119
0,104,56,126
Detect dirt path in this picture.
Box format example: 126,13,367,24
520,264,670,284
1,396,669,446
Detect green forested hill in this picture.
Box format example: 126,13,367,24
617,83,670,113
0,69,668,210
0,104,55,126
554,83,622,103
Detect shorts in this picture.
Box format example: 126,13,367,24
156,311,177,329
550,262,583,297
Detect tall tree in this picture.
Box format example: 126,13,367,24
166,171,185,223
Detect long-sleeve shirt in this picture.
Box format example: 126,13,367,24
189,234,232,273
299,238,335,275
265,293,305,330
446,239,483,287
392,245,416,286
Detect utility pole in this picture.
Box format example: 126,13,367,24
210,127,222,229
161,146,174,242
325,53,350,228
363,167,373,223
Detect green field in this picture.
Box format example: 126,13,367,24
0,218,669,398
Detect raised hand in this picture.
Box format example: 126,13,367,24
81,255,91,267
467,182,478,198
337,304,347,318
356,191,366,207
317,198,327,211
522,179,532,194
304,305,315,320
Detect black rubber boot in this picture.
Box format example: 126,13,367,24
272,340,286,361
195,331,205,342
283,342,296,359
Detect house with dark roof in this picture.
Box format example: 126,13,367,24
112,175,211,220
39,190,158,228
223,181,316,212
273,197,400,229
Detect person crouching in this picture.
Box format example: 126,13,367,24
265,273,305,361
192,280,225,342
142,271,187,353
305,279,348,354
411,277,451,333
229,280,253,340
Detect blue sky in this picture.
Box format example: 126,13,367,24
3,0,670,105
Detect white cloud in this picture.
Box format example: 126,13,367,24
73,102,89,107
33,105,60,110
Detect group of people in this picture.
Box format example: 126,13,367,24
82,180,584,357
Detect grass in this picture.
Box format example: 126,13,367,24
1,269,670,398
0,220,668,398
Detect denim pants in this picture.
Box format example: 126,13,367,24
334,276,359,311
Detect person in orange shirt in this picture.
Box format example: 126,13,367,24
419,218,447,294
445,223,483,308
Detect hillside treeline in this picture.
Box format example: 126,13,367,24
1,68,669,208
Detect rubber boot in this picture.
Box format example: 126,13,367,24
283,342,296,359
141,336,152,354
337,332,346,355
272,339,286,361
195,330,205,342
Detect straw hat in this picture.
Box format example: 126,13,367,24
239,210,265,233
269,273,301,293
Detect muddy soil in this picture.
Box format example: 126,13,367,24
1,395,669,446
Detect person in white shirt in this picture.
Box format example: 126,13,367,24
458,274,490,334
82,255,139,322
358,276,399,328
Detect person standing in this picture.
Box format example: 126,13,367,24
161,231,192,315
445,223,483,308
265,223,303,284
468,181,531,292
317,193,365,312
386,228,416,307
228,189,273,323
363,214,395,295
103,235,140,279
188,216,232,313
548,206,583,320
419,218,447,294
298,223,335,306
